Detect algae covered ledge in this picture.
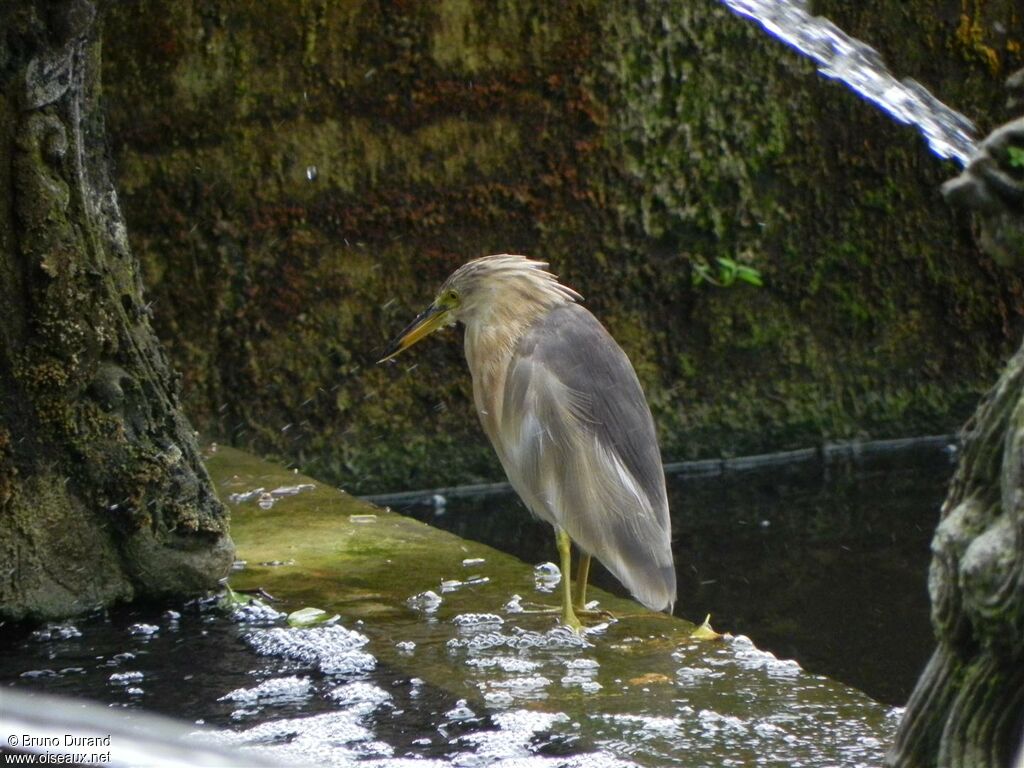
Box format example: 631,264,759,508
99,0,1024,494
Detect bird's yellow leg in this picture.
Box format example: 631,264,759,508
574,553,591,612
556,528,583,631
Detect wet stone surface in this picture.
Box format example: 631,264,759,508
0,447,904,766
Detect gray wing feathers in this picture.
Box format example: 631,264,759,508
500,303,676,611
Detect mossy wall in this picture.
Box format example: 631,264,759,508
100,1,1024,494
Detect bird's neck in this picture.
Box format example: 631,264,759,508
461,296,563,441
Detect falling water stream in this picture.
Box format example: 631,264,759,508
719,0,980,165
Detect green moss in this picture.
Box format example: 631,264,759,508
100,0,1023,494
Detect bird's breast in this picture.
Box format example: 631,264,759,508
464,326,515,452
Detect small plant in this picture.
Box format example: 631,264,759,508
219,583,257,610
1006,145,1024,169
691,256,763,288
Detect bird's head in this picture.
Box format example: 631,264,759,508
378,254,581,363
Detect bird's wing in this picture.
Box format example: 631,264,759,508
499,303,676,611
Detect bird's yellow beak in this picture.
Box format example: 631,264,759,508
378,303,450,363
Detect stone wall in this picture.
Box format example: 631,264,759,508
100,1,1024,493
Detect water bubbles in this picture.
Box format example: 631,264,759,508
454,710,602,765
447,625,592,653
406,590,443,613
697,709,747,735
349,514,378,524
765,658,802,677
395,640,416,653
440,575,490,593
452,613,505,628
944,442,959,463
305,165,318,182
445,698,477,721
20,669,57,679
194,709,379,765
675,666,719,685
462,557,486,567
606,713,685,743
243,624,374,676
228,599,286,626
727,634,801,676
328,681,392,715
31,623,82,641
272,483,317,497
465,657,541,673
228,487,265,504
128,623,159,637
503,594,524,613
109,671,144,685
753,721,786,739
533,562,561,592
219,676,312,707
488,675,552,694
563,658,602,690
483,690,516,708
228,483,316,510
561,670,602,693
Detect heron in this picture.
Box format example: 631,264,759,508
380,255,676,629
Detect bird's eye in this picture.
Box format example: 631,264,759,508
443,289,460,305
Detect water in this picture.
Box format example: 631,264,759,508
0,604,895,767
399,442,955,706
0,602,491,766
1,445,907,767
719,0,979,165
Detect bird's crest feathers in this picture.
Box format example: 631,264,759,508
441,254,583,308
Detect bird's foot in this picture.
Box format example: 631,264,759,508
517,602,615,627
562,606,584,633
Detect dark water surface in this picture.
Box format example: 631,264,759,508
0,599,477,764
397,443,955,706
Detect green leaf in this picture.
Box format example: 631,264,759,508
287,606,340,627
220,583,254,609
691,263,712,286
735,266,764,286
691,613,723,641
1007,146,1024,169
688,255,762,289
716,257,738,279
